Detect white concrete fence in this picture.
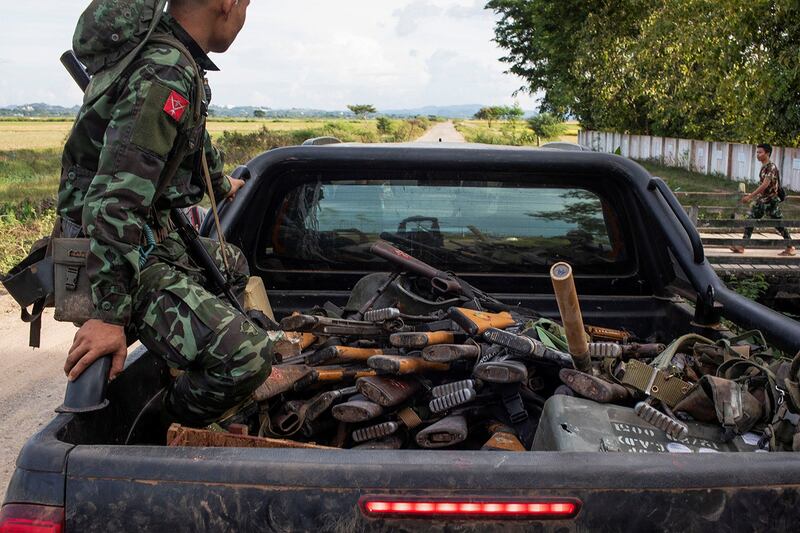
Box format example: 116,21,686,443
578,130,800,191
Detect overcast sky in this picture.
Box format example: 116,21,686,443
0,0,539,111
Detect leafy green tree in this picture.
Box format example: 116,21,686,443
253,109,266,118
526,113,567,146
474,106,505,128
376,116,393,135
488,0,800,146
500,104,525,122
760,1,800,146
487,0,603,122
347,104,377,119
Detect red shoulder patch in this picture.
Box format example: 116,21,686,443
163,90,190,122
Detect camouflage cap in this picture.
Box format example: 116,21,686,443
73,0,169,102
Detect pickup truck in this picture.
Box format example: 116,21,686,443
2,144,799,532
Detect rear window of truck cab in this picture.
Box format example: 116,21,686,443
259,177,631,275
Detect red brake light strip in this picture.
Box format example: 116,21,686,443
362,499,580,519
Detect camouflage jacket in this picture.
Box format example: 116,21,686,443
58,13,231,326
758,161,781,202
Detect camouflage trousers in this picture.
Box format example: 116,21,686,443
130,235,274,427
743,197,791,240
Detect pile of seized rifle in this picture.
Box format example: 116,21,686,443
182,241,799,453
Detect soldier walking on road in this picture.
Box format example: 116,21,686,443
59,0,275,428
731,143,795,256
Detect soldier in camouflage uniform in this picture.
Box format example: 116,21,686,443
61,0,274,427
731,143,795,256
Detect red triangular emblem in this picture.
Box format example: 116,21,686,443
163,90,189,121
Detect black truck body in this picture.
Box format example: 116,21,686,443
3,145,800,532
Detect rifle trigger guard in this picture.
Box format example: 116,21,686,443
385,318,405,332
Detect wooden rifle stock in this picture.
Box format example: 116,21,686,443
357,376,422,407
482,422,526,452
389,330,464,349
367,354,450,374
313,367,377,383
449,307,516,336
253,365,314,401
422,343,481,363
306,346,391,366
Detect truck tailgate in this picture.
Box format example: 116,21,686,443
65,446,800,532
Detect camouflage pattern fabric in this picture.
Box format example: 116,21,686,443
59,13,230,326
132,237,274,427
58,9,270,427
743,197,791,240
758,161,781,202
73,0,169,75
74,0,170,103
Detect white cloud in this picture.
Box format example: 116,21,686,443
0,0,538,111
446,0,489,18
393,1,442,37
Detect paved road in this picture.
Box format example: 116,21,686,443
415,121,466,143
0,294,76,502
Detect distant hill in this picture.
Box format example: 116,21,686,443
208,106,348,119
0,103,80,117
382,105,486,119
0,103,535,119
383,105,538,119
208,104,507,119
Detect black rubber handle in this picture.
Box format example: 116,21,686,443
57,355,111,414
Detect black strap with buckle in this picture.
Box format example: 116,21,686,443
65,265,81,291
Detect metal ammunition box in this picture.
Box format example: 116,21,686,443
532,395,762,454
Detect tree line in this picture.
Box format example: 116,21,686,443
472,105,566,146
474,105,523,128
487,0,800,146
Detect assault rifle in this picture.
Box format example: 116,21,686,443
370,241,542,318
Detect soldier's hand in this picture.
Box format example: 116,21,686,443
65,319,128,382
226,177,246,200
740,195,751,204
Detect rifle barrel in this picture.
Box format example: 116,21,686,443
170,209,245,315
60,51,90,92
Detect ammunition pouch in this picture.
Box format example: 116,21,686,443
52,238,93,325
674,376,763,439
760,351,800,451
675,358,776,440
0,214,95,346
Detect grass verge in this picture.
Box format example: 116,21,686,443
454,119,579,145
0,118,431,275
0,149,62,207
0,207,57,276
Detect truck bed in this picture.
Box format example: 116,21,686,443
4,145,799,531
5,294,793,531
